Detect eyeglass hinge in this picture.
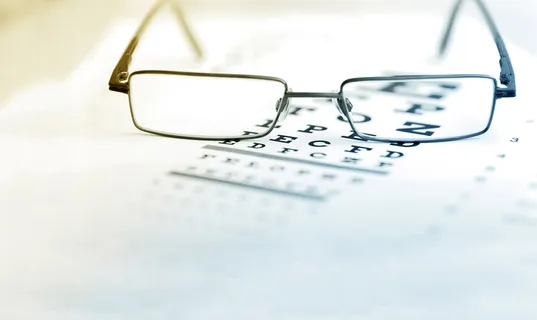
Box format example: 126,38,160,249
496,87,516,98
109,84,129,94
108,69,130,94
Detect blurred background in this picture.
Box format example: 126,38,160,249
0,0,536,105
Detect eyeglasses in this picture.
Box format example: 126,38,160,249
108,0,516,143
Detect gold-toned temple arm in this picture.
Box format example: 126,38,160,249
108,0,203,94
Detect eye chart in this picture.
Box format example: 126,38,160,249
131,13,537,217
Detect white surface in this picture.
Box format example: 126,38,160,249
1,0,537,105
2,8,537,320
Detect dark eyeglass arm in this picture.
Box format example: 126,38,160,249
108,0,203,94
438,0,516,98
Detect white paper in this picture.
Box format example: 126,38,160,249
2,10,537,320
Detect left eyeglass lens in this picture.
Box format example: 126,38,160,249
341,76,497,142
129,73,286,138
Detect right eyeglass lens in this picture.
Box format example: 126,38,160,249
129,72,287,139
341,77,497,142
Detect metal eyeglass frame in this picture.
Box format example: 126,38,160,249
108,0,516,143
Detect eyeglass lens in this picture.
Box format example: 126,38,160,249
129,72,286,139
341,77,497,142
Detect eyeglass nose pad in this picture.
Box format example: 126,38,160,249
275,97,290,124
333,97,353,120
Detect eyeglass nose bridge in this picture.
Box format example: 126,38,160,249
283,91,353,120
285,91,341,99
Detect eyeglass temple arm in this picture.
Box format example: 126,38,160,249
108,0,203,94
438,0,516,98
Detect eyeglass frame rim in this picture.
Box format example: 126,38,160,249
127,70,499,143
127,70,289,142
109,0,516,143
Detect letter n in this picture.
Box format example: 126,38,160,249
396,122,440,136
